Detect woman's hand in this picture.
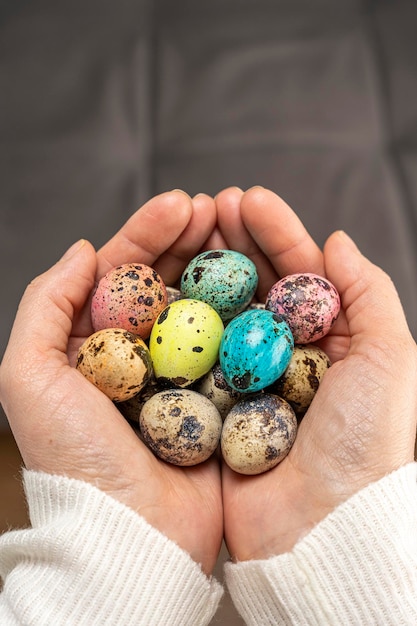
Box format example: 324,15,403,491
0,191,222,575
217,186,417,561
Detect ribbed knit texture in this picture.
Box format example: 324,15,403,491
225,462,417,625
0,470,223,625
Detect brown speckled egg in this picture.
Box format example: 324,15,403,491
221,393,297,475
139,389,222,466
166,286,183,304
268,345,331,418
194,362,244,419
76,328,152,402
117,378,164,425
91,263,168,339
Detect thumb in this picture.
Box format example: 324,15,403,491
2,239,97,370
323,230,412,345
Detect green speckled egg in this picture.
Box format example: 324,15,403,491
180,249,258,322
149,299,224,387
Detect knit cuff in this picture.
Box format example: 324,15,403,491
225,463,417,625
0,470,223,625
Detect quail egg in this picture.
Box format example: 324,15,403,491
139,389,222,466
221,393,297,475
265,272,340,343
76,328,152,402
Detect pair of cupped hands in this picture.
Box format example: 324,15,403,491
1,187,416,576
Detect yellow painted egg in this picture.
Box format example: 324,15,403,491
149,299,224,387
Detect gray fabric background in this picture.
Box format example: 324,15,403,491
1,2,417,623
2,0,417,419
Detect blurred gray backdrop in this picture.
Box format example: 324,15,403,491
1,0,417,419
2,2,417,623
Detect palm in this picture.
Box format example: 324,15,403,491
41,354,223,573
216,186,417,561
1,191,223,575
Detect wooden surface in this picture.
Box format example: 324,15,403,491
0,431,29,532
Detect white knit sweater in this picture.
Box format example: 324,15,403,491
0,464,416,625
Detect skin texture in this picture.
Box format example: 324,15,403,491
1,186,417,576
0,191,222,576
217,187,417,560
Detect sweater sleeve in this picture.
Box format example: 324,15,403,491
0,470,223,626
224,462,417,625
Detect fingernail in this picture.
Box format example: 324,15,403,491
60,239,86,262
246,185,265,192
337,230,360,252
171,188,191,198
214,186,244,201
193,192,208,199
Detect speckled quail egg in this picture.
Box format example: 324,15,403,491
139,389,222,466
219,309,294,393
76,328,153,402
117,377,164,425
267,345,331,418
166,286,183,304
265,272,340,344
149,299,224,387
194,362,244,419
221,393,297,475
91,263,168,339
180,249,258,322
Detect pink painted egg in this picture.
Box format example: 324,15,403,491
265,273,340,343
91,263,168,339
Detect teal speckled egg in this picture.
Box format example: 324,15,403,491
180,250,258,322
219,309,294,393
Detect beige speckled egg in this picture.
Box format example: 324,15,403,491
139,389,222,466
221,393,297,475
194,362,244,419
76,328,152,402
268,345,331,417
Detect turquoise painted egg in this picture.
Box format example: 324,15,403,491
219,309,294,393
180,250,258,322
149,299,224,387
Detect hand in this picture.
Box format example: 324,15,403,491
0,191,222,575
217,186,417,560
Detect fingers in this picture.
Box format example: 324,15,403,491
152,193,217,286
216,187,325,301
240,188,325,287
97,191,194,278
97,191,218,287
216,187,279,300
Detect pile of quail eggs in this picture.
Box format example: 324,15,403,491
76,249,340,475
